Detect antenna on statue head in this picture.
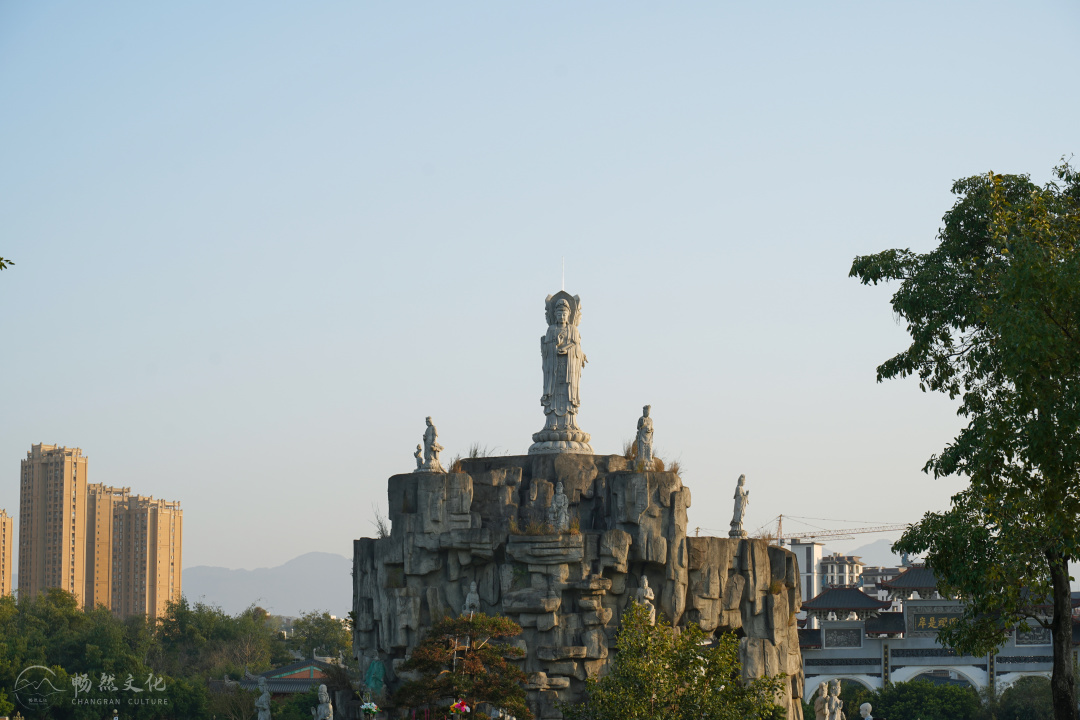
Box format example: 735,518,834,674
561,256,565,291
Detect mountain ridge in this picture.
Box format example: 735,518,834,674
182,551,351,617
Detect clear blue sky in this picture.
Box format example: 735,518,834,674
1,2,1076,570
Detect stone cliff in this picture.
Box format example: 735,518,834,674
353,453,804,719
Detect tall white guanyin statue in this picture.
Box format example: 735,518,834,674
529,291,594,455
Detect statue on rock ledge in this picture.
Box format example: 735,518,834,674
462,581,481,617
528,292,594,455
634,575,656,624
729,474,749,538
636,405,654,470
826,679,845,720
256,677,271,720
311,684,333,720
414,417,445,473
547,481,570,532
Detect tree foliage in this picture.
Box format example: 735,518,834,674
850,161,1080,720
0,590,306,719
288,609,352,660
394,612,531,720
561,602,785,720
841,679,980,720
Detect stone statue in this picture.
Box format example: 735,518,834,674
813,681,828,720
635,405,654,470
363,650,385,699
729,474,749,538
462,581,481,616
528,292,594,455
547,481,570,532
311,684,333,720
256,677,271,720
859,703,873,719
415,417,445,473
634,575,656,624
413,443,423,470
826,679,845,720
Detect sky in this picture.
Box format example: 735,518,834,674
1,2,1077,572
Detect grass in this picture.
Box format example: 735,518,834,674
623,438,683,476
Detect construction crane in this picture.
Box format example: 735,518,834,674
774,515,908,544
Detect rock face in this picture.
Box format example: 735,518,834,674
353,454,804,720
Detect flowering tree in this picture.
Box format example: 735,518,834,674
562,602,785,720
394,613,531,720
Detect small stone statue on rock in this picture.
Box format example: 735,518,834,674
547,481,570,532
462,581,481,616
363,649,385,700
635,405,654,470
414,417,445,473
413,443,423,470
729,474,749,538
634,576,656,624
256,677,271,720
311,684,333,720
826,679,845,720
813,681,828,720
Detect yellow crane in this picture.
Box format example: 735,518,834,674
774,514,908,543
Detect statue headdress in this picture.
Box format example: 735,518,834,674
544,291,582,327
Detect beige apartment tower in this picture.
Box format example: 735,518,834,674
18,444,88,603
85,484,130,609
18,444,182,617
0,509,13,596
112,495,182,620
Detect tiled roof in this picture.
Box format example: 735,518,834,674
881,565,938,590
262,659,335,679
802,586,891,611
866,612,905,634
239,678,322,694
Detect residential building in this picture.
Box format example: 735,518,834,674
787,539,825,603
85,484,131,609
111,495,182,619
18,444,88,603
820,552,863,588
16,444,182,617
0,509,13,596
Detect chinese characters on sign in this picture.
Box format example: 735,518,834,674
914,614,961,630
69,671,169,706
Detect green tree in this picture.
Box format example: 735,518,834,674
289,610,352,660
394,612,530,720
851,161,1080,720
839,679,981,720
561,602,785,720
0,257,12,270
999,675,1054,720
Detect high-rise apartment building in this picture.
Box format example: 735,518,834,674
17,444,182,617
0,509,13,596
85,484,130,609
112,495,182,619
18,444,88,602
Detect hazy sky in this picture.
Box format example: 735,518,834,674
2,2,1077,571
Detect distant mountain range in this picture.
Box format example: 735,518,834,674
827,538,906,567
181,551,351,617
